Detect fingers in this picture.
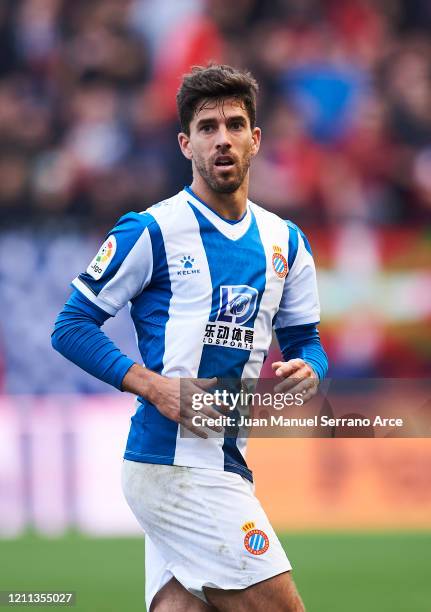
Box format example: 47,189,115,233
273,365,311,392
272,359,319,403
180,407,223,434
271,360,284,371
180,404,224,438
187,379,230,414
193,377,218,390
272,359,304,378
156,376,231,437
282,377,319,403
179,377,237,437
180,418,209,439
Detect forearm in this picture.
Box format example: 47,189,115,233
51,291,135,390
275,324,328,381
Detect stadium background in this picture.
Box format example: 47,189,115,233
0,0,430,610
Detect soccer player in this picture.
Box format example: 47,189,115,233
52,64,328,612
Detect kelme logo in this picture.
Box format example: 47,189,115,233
177,255,200,276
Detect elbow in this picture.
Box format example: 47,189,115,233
51,326,63,354
51,312,69,355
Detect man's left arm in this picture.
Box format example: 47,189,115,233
272,222,328,401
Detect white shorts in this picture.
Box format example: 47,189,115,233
121,460,292,609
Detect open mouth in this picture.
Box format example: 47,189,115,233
214,155,235,169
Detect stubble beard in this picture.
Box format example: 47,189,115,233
193,150,252,194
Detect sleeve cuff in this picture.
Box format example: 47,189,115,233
113,357,136,391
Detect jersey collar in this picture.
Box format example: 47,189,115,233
183,186,252,241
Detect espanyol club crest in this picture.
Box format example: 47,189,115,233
216,286,258,326
272,245,288,278
242,522,269,556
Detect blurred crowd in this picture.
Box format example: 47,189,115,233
0,0,430,227
0,0,430,393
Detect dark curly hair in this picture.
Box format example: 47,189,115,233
176,64,259,135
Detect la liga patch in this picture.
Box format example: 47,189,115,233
87,235,117,280
244,529,270,555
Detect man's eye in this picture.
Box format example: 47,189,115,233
201,125,213,133
231,122,243,130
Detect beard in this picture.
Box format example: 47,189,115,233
193,149,252,194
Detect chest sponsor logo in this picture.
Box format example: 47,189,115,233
87,235,117,280
272,245,288,278
216,285,258,325
203,286,258,350
203,322,254,350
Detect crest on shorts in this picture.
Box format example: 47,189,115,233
272,245,288,279
242,522,269,556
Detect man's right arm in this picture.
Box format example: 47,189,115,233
52,211,155,389
52,289,222,437
51,289,135,390
52,289,178,402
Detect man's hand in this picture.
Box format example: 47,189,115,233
121,364,227,439
271,358,318,403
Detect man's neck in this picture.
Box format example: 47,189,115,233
189,177,249,221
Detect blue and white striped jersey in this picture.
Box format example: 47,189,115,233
72,187,320,481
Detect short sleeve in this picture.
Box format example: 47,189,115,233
273,222,320,329
72,212,154,316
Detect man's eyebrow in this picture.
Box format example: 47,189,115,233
227,115,247,123
196,117,218,128
196,115,247,128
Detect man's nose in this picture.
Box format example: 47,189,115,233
215,126,232,149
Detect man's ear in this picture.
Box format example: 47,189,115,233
178,132,193,160
250,127,261,157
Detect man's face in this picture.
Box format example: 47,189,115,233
179,98,261,194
